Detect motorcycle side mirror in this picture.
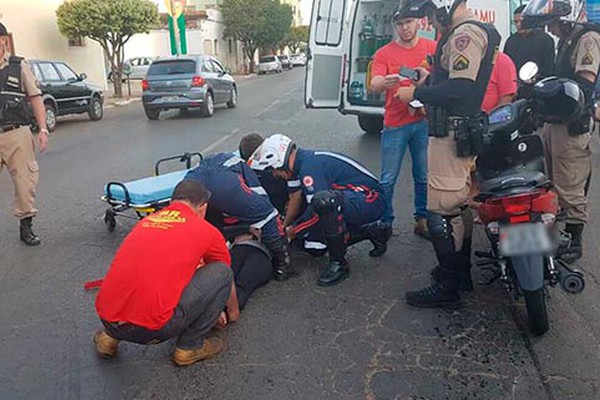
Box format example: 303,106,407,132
519,62,539,83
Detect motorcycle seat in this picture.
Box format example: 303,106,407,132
477,170,551,199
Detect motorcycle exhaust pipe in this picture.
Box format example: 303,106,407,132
555,259,586,294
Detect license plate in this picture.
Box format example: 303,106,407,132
161,96,180,102
499,223,553,257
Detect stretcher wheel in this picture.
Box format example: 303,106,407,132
104,209,117,232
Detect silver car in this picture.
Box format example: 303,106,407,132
141,55,238,120
257,55,282,75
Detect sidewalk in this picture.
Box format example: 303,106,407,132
103,74,256,107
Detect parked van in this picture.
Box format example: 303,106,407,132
305,0,512,134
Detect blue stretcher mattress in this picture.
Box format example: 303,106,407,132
104,170,188,205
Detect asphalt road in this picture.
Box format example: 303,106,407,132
1,68,600,400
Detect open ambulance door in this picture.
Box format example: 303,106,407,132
305,0,347,108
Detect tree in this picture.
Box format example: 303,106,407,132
222,0,292,73
56,0,159,97
288,25,309,54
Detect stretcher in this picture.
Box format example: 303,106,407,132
101,152,202,232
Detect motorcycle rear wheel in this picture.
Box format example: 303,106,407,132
524,289,549,336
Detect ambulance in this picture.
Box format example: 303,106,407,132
304,0,512,134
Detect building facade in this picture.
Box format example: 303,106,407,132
0,0,107,88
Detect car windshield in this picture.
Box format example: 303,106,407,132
147,60,195,75
280,56,289,60
260,56,276,63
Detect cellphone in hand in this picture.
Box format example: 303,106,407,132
399,66,420,82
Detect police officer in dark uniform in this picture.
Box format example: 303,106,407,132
0,22,49,245
522,0,599,263
395,0,500,308
185,152,293,281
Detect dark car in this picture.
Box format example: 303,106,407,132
278,55,293,70
30,60,104,132
141,55,237,120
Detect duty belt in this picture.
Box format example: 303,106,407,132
0,125,19,133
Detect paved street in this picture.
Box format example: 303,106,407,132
1,68,600,400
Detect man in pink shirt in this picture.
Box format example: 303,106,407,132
481,52,517,113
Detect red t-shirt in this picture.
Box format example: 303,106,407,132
96,202,231,330
481,52,517,113
371,38,437,128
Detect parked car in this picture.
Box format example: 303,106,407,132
278,55,293,70
108,57,156,82
30,60,104,132
141,55,238,120
291,53,307,67
257,55,282,75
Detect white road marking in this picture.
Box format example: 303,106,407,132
257,99,280,117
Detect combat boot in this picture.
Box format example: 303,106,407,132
560,223,584,263
365,221,392,257
429,238,473,292
318,233,349,286
407,254,461,308
20,217,41,246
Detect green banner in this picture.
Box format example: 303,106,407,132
178,15,187,55
167,14,187,55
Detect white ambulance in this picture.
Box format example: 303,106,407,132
305,0,512,134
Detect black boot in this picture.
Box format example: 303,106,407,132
407,253,461,308
365,221,392,257
264,237,293,281
560,224,584,264
429,239,473,292
318,234,349,287
20,217,41,246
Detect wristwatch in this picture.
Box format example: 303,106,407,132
39,128,49,135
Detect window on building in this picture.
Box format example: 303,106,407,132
203,39,213,55
214,39,218,55
228,39,233,54
68,36,86,47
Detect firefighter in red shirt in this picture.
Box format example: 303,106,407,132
94,180,239,367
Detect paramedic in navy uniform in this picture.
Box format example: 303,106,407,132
249,134,392,287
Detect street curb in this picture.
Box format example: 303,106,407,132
105,98,141,110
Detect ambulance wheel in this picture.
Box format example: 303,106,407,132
104,209,117,232
358,115,383,134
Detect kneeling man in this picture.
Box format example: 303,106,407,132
94,180,239,366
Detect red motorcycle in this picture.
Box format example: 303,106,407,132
473,66,586,336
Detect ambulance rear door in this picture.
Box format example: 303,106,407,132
305,0,348,108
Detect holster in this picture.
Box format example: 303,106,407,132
427,106,449,137
567,110,590,136
450,114,489,158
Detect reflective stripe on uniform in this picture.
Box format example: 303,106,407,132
314,151,378,181
250,208,279,229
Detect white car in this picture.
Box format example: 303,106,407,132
291,54,307,67
109,57,157,81
257,55,282,75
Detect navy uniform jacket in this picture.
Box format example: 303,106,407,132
291,148,384,234
185,153,282,241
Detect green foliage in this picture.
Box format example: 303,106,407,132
288,25,308,54
56,0,159,97
222,0,293,72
